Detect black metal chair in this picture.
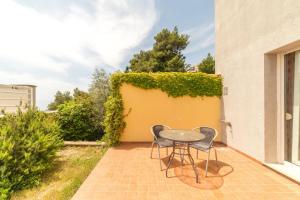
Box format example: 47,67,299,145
150,125,174,170
190,126,218,177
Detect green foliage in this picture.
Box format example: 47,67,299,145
48,91,73,110
197,53,215,74
102,95,125,146
110,72,222,97
10,146,107,200
0,109,62,199
129,50,156,72
88,68,110,123
129,27,189,72
102,72,222,146
73,88,89,101
57,98,101,141
49,70,110,141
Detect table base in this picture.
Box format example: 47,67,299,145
165,141,199,183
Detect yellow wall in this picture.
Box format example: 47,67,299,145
120,83,221,142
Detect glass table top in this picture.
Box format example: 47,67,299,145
159,129,204,142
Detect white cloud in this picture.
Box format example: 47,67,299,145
0,0,157,109
183,23,214,54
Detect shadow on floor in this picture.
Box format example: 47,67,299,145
160,154,234,190
116,142,234,189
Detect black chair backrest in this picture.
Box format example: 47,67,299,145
151,125,168,139
197,127,216,147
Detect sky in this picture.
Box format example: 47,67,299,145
0,0,215,109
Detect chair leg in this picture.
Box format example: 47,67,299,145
196,149,199,159
214,147,218,166
166,147,168,156
157,145,163,171
205,149,211,177
150,141,155,158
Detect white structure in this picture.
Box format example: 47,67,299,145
0,84,36,113
215,0,300,181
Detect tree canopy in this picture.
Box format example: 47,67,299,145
73,88,89,101
88,68,110,122
48,88,89,110
128,27,189,72
47,91,73,110
197,53,215,74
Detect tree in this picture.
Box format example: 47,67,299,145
47,91,73,110
128,27,189,72
129,50,156,72
73,88,89,102
197,53,215,74
88,68,110,122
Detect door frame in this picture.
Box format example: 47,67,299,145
277,47,300,164
277,53,285,163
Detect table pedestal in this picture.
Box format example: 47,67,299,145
165,141,199,183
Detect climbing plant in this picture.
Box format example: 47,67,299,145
102,72,222,146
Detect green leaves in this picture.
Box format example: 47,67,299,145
102,72,222,146
48,69,110,142
57,99,101,141
102,95,125,146
0,109,63,199
110,72,222,97
47,91,73,110
197,53,215,74
128,27,189,72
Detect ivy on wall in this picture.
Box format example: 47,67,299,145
102,72,222,146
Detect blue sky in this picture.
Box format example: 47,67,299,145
125,0,215,68
0,0,214,109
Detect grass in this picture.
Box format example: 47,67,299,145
11,146,107,200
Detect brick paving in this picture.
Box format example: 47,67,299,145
72,142,300,200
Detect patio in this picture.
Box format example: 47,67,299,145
72,142,300,200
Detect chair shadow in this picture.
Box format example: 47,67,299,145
115,142,235,190
196,159,234,178
160,154,234,190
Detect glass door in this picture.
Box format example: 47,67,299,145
284,51,300,166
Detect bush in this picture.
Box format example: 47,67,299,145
0,109,62,199
57,99,101,141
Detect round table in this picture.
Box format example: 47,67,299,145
159,129,205,183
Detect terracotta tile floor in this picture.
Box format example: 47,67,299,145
72,143,300,200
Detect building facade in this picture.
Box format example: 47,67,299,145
0,84,36,113
215,0,300,180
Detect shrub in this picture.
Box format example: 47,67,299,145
102,94,125,146
57,99,101,141
102,72,222,146
0,109,62,199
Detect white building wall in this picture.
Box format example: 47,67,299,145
215,0,300,161
0,84,36,113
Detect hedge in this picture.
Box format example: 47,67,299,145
102,72,222,146
0,109,63,199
